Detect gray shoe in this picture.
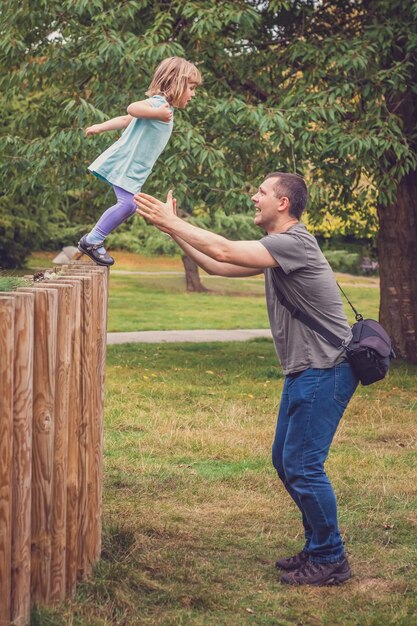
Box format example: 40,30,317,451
78,235,114,266
280,555,352,586
275,550,309,571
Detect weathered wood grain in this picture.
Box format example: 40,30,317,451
0,297,15,626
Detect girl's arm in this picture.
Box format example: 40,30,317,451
85,114,133,136
127,99,172,123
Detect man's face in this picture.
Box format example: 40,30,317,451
251,177,283,231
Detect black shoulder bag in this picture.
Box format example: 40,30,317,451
270,271,395,386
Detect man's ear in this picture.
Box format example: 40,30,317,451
278,196,290,212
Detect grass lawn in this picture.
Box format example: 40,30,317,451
107,273,380,332
107,273,270,331
28,251,380,332
32,341,417,625
29,249,415,625
78,252,379,332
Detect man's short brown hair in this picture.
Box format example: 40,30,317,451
265,172,308,219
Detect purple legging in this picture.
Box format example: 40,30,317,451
93,185,137,239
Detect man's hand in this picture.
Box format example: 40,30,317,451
85,124,103,136
154,103,173,123
135,190,177,232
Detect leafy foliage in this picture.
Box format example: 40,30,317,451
322,250,362,275
1,0,416,265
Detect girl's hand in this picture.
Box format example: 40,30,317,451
154,103,173,123
85,124,103,136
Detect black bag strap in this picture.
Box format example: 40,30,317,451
270,269,344,349
336,282,363,322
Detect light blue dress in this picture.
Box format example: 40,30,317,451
88,95,174,194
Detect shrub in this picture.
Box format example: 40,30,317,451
323,250,362,274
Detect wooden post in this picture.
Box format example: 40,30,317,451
47,278,82,598
50,281,72,603
31,282,74,602
19,288,58,605
67,266,108,566
94,267,109,563
0,297,15,626
61,271,94,581
0,262,110,616
10,293,34,626
84,270,100,571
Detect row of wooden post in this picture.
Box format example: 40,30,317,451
0,263,108,626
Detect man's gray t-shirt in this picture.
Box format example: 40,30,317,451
260,223,352,375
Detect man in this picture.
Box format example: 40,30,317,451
134,172,358,586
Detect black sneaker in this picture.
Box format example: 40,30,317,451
275,550,309,571
280,555,351,586
78,235,114,266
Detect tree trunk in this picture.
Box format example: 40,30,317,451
181,254,208,292
377,170,417,363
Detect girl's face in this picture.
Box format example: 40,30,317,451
177,81,198,108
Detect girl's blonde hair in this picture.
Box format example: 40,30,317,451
146,57,202,106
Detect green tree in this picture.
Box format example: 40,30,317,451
252,0,417,363
0,0,264,269
1,0,416,360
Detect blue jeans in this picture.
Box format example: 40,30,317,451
272,363,358,563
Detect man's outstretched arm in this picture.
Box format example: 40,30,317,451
135,191,278,269
172,234,262,277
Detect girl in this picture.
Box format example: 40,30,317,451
78,57,202,266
